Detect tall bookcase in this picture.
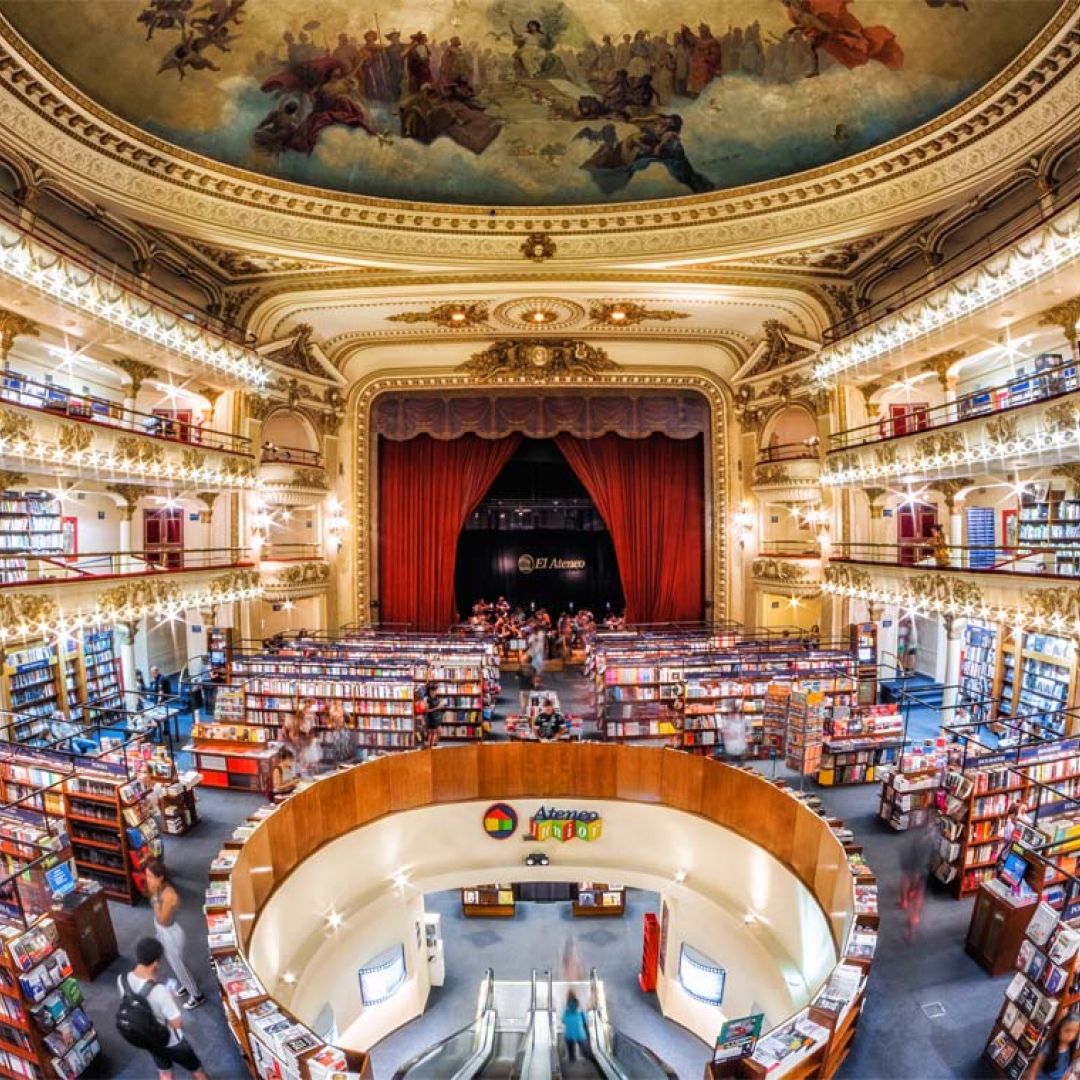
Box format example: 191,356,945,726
960,621,1000,724
0,490,64,583
63,768,162,904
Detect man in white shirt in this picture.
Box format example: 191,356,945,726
118,937,208,1079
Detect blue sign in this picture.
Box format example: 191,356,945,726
45,860,77,897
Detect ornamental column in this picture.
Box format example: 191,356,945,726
934,479,971,568
923,349,965,424
941,613,965,723
111,359,158,430
114,620,139,697
106,484,142,573
1040,296,1080,364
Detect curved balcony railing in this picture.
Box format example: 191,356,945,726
259,543,324,562
0,188,250,345
828,355,1078,451
822,175,1080,342
0,370,250,455
260,444,323,467
0,547,252,586
831,540,1080,578
757,441,821,463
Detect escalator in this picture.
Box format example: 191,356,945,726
394,968,676,1080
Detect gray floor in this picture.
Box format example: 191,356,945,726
72,668,1003,1079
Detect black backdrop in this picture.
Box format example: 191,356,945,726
454,528,624,617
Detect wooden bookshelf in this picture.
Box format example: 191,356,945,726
63,769,162,904
878,767,939,831
819,706,903,786
960,621,1000,726
0,915,100,1080
462,884,516,918
572,883,625,917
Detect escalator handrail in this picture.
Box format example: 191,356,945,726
546,970,562,1080
585,969,677,1080
391,968,497,1080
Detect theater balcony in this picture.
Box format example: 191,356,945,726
752,542,824,597
259,544,330,604
0,372,256,490
823,354,1080,490
751,443,821,502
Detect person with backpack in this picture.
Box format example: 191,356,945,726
116,937,208,1080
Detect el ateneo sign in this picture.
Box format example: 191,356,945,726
517,554,587,575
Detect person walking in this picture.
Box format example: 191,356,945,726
562,991,588,1061
422,679,447,749
145,858,204,1008
117,936,208,1080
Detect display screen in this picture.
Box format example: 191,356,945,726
358,944,407,1006
679,944,726,1005
1000,850,1028,888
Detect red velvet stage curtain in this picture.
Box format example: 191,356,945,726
379,434,522,630
554,433,704,624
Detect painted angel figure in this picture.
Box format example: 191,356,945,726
509,16,565,80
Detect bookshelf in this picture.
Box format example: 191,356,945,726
572,883,625,917
960,622,1000,725
0,491,64,583
63,768,162,904
1018,486,1080,575
933,763,1029,898
80,631,122,712
599,663,682,743
0,915,100,1080
1016,632,1076,732
462,885,516,918
849,623,878,706
785,689,824,775
761,683,790,759
984,901,1080,1077
4,643,62,728
818,705,903,786
878,767,940,831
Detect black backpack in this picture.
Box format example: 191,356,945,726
116,974,171,1051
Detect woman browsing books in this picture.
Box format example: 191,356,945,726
1026,1011,1080,1079
145,858,204,1010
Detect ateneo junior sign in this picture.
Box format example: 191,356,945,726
517,554,587,575
482,804,603,842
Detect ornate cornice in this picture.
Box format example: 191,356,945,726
0,307,37,361
0,5,1076,263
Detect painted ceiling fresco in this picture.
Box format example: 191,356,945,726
0,0,1062,207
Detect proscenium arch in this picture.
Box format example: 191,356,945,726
344,366,732,629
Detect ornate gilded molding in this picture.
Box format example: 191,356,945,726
914,431,965,459
0,469,27,491
1025,586,1080,626
587,302,690,327
57,423,94,455
1046,399,1080,433
0,408,31,445
0,592,57,629
751,558,812,585
459,340,618,381
863,486,887,519
112,358,158,395
931,478,974,513
0,308,37,361
908,574,983,610
264,324,327,377
521,233,556,262
0,3,1075,264
351,366,731,627
985,416,1019,448
246,394,278,422
823,564,873,592
105,483,143,520
115,435,165,468
921,349,965,390
1039,295,1080,357
387,302,490,329
745,321,812,378
753,463,791,487
262,561,331,599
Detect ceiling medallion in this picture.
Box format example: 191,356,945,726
588,302,690,327
387,302,490,329
458,340,618,381
492,298,586,332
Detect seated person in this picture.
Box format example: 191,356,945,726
48,710,98,755
534,698,567,741
268,746,298,801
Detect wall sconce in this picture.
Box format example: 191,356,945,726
326,496,349,551
732,503,755,548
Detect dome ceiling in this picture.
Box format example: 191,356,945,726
0,0,1062,210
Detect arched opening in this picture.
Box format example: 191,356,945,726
760,405,818,461
261,409,322,467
